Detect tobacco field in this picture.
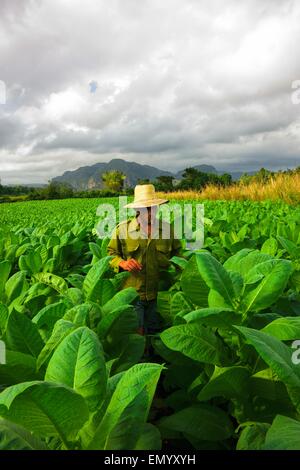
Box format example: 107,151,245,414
0,198,300,450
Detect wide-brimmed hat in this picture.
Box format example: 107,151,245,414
124,184,168,209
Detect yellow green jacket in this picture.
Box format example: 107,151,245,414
107,218,182,300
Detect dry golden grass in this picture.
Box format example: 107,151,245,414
157,173,300,204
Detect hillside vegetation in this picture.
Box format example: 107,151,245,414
1,166,299,204
159,171,300,205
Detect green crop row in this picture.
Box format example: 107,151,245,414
0,198,299,450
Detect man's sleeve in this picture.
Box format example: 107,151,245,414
107,226,124,272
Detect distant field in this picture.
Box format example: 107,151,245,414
1,196,299,231
0,197,300,450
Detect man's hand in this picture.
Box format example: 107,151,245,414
119,259,142,273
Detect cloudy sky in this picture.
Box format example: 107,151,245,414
1,0,300,184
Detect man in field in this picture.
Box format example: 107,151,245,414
107,184,182,335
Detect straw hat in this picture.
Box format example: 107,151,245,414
124,184,168,209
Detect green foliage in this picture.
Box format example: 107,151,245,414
0,197,299,450
154,176,175,192
178,167,232,190
45,327,107,411
102,170,126,193
159,404,233,443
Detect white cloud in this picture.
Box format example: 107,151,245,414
0,0,300,183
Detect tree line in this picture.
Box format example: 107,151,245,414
1,166,299,202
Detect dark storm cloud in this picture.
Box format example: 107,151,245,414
0,0,300,183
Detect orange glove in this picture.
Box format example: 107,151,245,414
119,259,142,273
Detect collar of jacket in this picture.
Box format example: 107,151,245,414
128,217,140,233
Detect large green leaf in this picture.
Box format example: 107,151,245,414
195,253,236,308
184,307,241,329
66,287,83,306
244,259,278,285
88,363,163,450
262,317,300,340
223,249,254,271
0,351,41,385
103,390,159,450
88,279,115,305
24,294,47,317
63,303,101,329
97,305,138,342
83,257,112,300
197,366,250,401
261,238,278,256
63,304,90,326
25,250,42,274
32,302,68,329
236,326,300,411
277,236,300,260
33,273,68,294
19,255,30,274
170,256,188,270
0,418,47,450
152,336,200,367
180,255,209,307
46,327,107,411
66,274,84,289
264,415,300,450
89,242,102,259
0,303,8,334
159,404,233,441
161,323,230,366
0,381,89,448
110,334,145,375
5,311,44,357
102,288,139,315
0,261,11,298
37,319,77,370
224,250,271,276
170,292,193,317
78,372,125,449
5,272,28,304
134,423,161,450
156,291,172,324
241,260,292,313
237,423,270,450
249,369,292,404
111,271,131,291
208,289,233,309
229,270,244,297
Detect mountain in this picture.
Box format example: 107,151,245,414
52,159,220,190
51,157,258,189
53,158,258,189
52,158,173,190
